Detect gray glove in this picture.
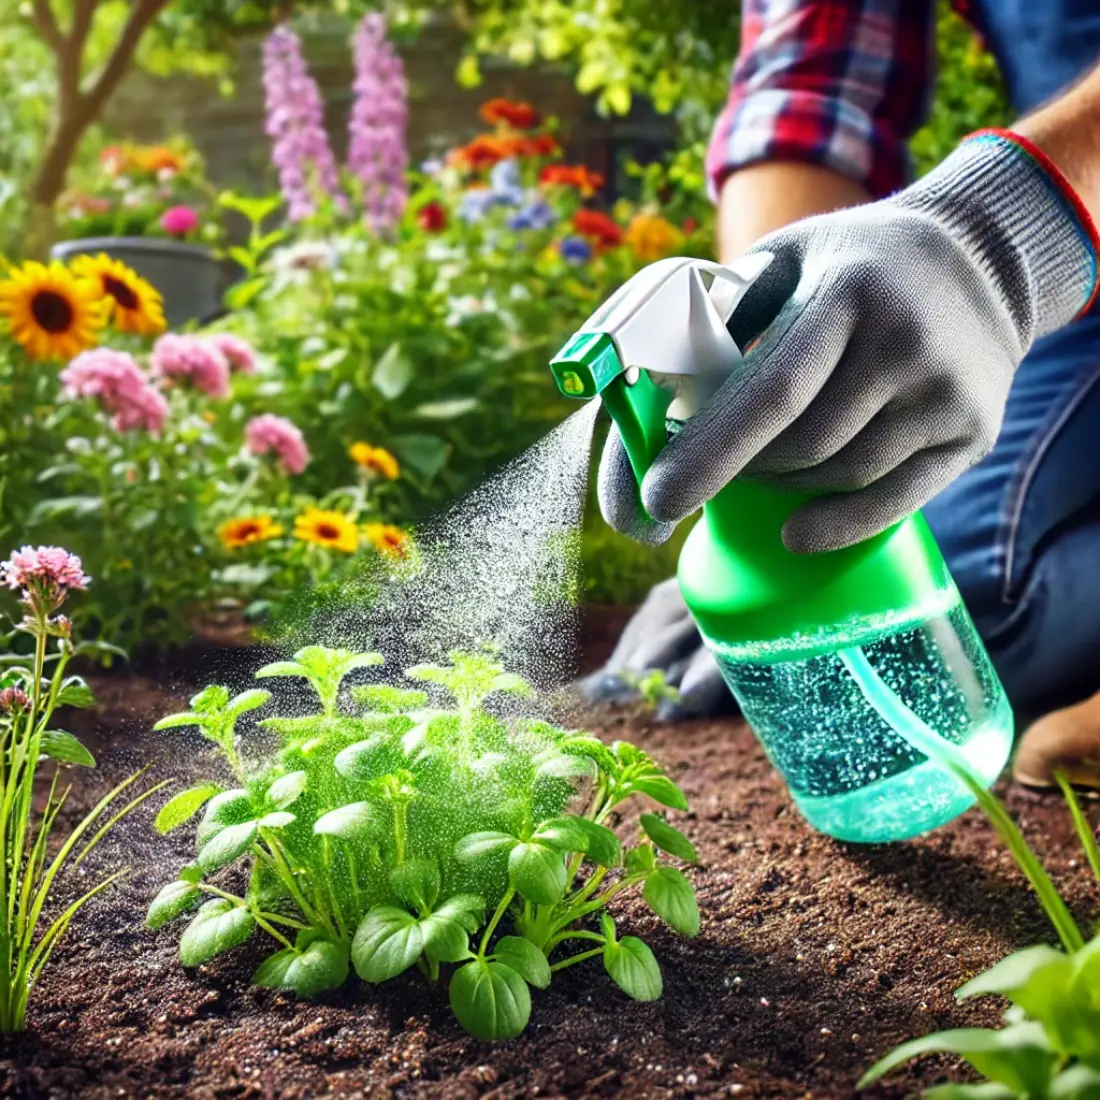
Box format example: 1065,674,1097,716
600,132,1098,552
578,578,735,719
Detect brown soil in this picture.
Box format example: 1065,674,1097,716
0,609,1095,1100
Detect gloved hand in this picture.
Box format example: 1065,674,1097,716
578,578,735,719
600,131,1099,552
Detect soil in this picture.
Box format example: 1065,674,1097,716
0,607,1095,1100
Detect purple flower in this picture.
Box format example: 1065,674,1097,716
560,235,593,264
1,546,90,616
245,414,310,475
262,26,345,222
348,13,408,232
151,334,231,398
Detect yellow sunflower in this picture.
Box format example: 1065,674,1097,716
294,508,359,553
218,515,284,550
349,442,400,480
71,254,166,336
0,260,105,361
362,522,410,559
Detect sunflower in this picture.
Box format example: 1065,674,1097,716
294,508,359,553
0,261,105,361
218,515,284,550
362,522,410,559
71,254,166,336
349,442,400,480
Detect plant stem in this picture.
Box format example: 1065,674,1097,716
479,889,515,957
544,929,604,952
549,946,604,972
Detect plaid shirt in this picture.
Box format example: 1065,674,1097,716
706,0,974,200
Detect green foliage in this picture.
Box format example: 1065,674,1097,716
149,645,699,1040
861,771,1100,1096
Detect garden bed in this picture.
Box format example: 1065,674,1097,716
0,622,1091,1099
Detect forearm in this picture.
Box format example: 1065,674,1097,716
716,162,871,262
1015,62,1100,226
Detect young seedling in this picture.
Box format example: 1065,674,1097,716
149,645,700,1039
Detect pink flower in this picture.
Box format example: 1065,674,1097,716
60,348,169,434
151,334,231,398
1,546,90,615
0,687,31,714
207,333,257,374
160,205,199,237
245,414,310,475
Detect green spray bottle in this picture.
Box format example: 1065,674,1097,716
550,255,1013,843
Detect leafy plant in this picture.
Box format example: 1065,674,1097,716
860,772,1100,1096
148,645,699,1039
0,544,166,1030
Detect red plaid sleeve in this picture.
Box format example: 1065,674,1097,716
706,0,938,200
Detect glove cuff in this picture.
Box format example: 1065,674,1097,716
894,129,1099,342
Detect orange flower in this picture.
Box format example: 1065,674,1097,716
136,146,184,175
522,134,561,158
573,209,623,250
540,164,604,196
623,213,684,262
450,136,513,170
294,508,359,553
362,522,410,559
218,515,283,549
349,442,400,479
480,98,541,130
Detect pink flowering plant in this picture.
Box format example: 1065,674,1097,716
0,546,166,1030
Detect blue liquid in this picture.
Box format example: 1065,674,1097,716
711,600,1014,843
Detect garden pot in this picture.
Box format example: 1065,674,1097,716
51,236,224,329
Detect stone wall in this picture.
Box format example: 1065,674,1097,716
104,19,678,200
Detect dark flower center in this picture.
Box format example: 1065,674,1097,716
103,275,140,310
317,523,340,540
31,291,74,334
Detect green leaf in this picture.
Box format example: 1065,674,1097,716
314,802,374,840
254,660,308,680
227,689,271,718
925,1085,1018,1100
857,1023,1056,1092
196,789,254,847
449,959,531,1041
225,275,267,312
56,676,95,709
631,775,688,811
643,867,700,937
390,434,450,483
391,859,441,912
605,936,662,1001
146,880,202,929
191,686,230,714
572,819,621,867
352,686,428,714
197,820,258,873
533,816,590,853
40,729,95,768
28,495,102,523
419,915,470,963
254,938,350,997
179,899,255,966
334,735,391,780
625,845,658,876
155,784,220,835
257,811,295,829
352,907,425,982
373,342,413,400
267,770,307,810
153,711,202,731
413,397,479,419
533,751,596,781
1049,1064,1100,1099
957,945,1069,1003
508,842,567,905
433,894,485,934
455,831,517,861
493,936,551,990
640,814,698,863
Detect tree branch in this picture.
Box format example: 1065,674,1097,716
65,0,100,75
82,0,168,120
30,0,64,56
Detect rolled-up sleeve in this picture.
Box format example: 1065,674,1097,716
706,0,937,200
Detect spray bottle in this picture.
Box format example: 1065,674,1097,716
550,256,1013,843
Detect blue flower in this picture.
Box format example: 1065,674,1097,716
458,189,496,223
559,235,592,264
509,200,555,232
490,157,522,195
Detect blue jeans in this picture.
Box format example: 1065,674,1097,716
925,312,1100,712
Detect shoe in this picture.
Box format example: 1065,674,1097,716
1013,689,1100,789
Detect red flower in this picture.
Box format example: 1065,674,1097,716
682,217,699,234
480,98,541,130
450,135,512,170
572,209,623,250
524,134,561,158
540,164,605,196
418,201,447,232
